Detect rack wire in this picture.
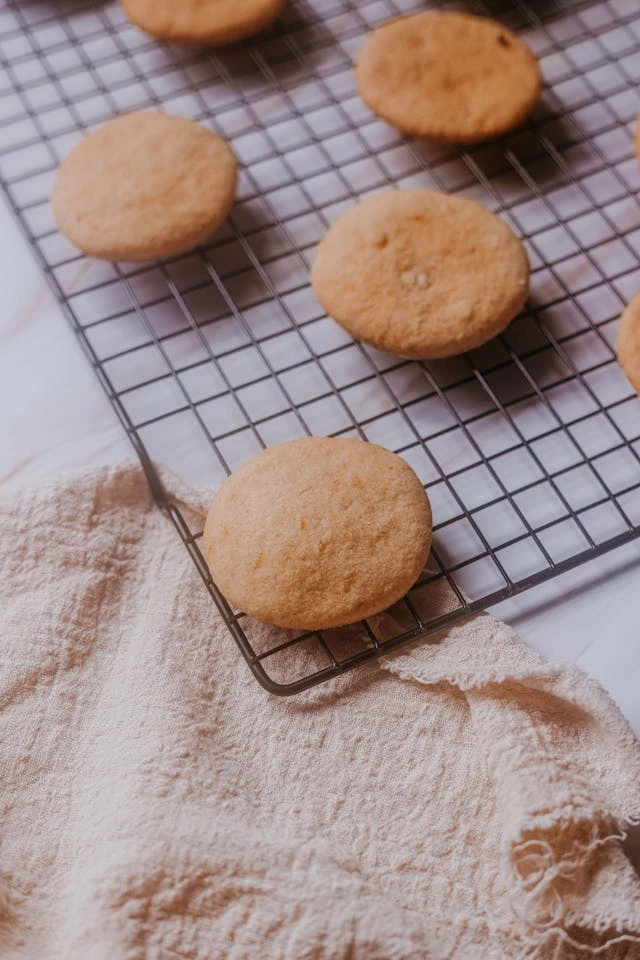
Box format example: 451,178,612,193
1,0,639,694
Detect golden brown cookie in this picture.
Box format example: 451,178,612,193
203,437,432,630
356,11,542,143
120,0,285,46
311,189,529,359
52,112,237,262
617,293,640,394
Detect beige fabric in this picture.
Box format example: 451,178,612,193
1,463,640,959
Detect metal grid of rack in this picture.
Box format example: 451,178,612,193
1,0,639,694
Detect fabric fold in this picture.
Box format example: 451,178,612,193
387,619,640,957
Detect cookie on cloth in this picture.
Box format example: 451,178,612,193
356,11,542,143
617,293,640,394
203,437,432,631
120,0,285,46
52,112,237,262
311,189,529,359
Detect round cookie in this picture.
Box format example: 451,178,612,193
356,11,542,143
52,112,237,262
311,189,529,359
120,0,285,46
617,293,640,394
203,437,432,630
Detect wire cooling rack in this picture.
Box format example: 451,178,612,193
1,0,640,694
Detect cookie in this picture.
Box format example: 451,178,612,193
617,293,640,394
52,112,237,262
203,437,432,631
311,189,529,359
120,0,285,46
356,11,542,143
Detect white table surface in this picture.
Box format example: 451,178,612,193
1,190,639,736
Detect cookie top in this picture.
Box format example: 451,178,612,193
52,112,237,262
120,0,285,46
203,437,432,631
311,189,529,359
356,11,542,143
618,293,640,395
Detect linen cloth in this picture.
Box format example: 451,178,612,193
1,462,640,960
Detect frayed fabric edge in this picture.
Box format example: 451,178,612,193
516,929,640,960
385,655,640,959
512,811,640,958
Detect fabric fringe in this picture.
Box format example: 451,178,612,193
384,645,640,960
512,812,640,958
